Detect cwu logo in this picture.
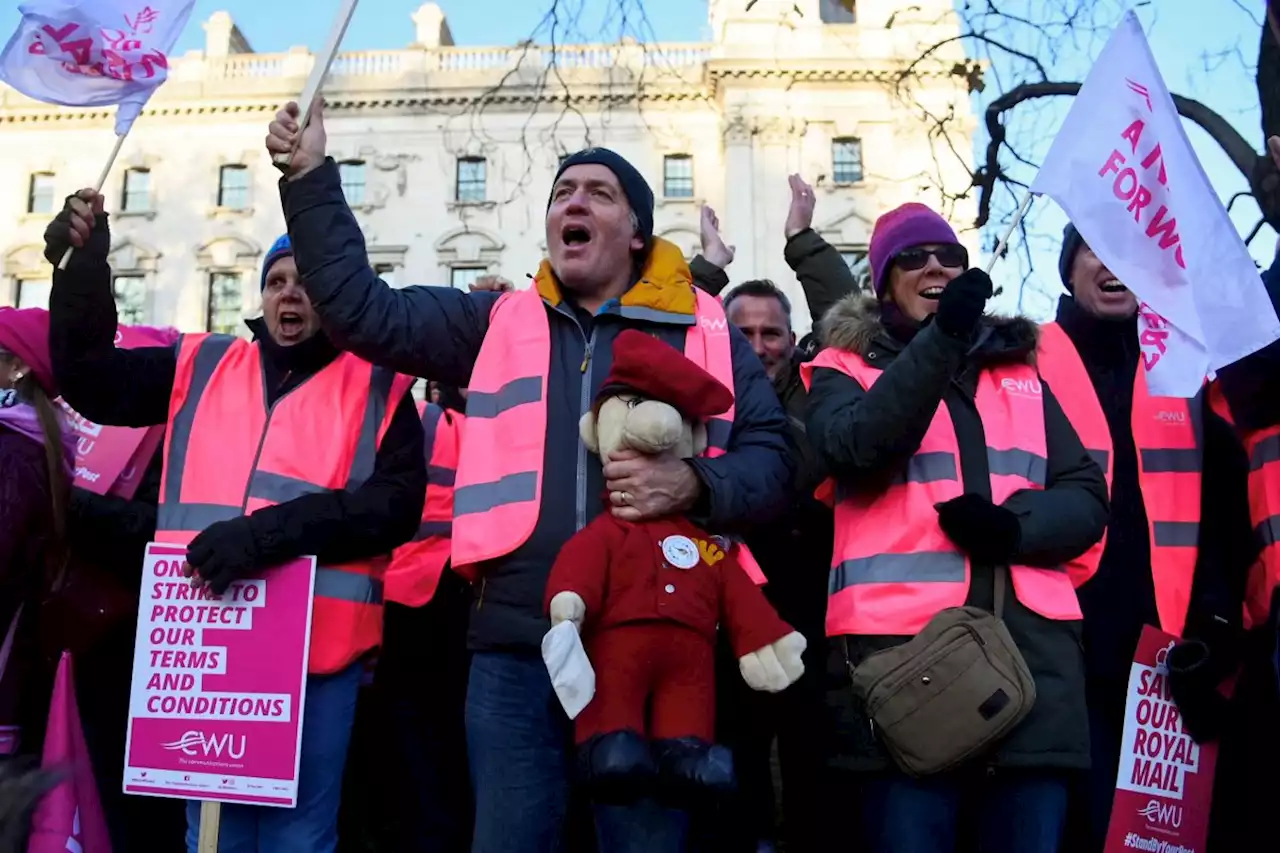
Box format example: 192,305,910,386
161,731,246,759
1137,799,1183,828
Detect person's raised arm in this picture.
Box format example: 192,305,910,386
45,191,175,428
689,205,735,296
782,174,860,329
267,99,497,384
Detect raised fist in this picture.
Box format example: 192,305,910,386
265,97,327,181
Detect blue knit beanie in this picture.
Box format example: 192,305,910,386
261,234,293,291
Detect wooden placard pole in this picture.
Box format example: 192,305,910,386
272,0,361,169
197,800,221,852
55,131,127,271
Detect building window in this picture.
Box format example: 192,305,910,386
113,275,147,324
832,138,863,184
207,272,243,334
820,0,855,23
456,158,486,203
339,160,366,205
217,165,250,209
450,267,486,290
374,263,396,288
122,168,151,212
15,279,51,309
663,155,694,199
839,248,873,293
27,173,54,214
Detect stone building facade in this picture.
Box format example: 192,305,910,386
0,0,977,337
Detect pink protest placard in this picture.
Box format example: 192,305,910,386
62,325,179,496
107,424,164,500
1104,625,1217,853
123,543,316,808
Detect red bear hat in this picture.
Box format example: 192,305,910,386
595,329,734,421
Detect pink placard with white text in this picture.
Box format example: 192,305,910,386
123,543,315,808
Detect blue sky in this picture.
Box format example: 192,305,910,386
1,1,1266,318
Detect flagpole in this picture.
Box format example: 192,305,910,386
56,131,128,271
272,0,360,169
985,192,1036,274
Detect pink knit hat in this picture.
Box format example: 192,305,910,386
868,203,961,298
0,307,56,397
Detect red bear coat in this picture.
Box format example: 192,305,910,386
545,512,794,745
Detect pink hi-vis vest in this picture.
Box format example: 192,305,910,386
156,333,414,674
1038,322,1204,636
800,348,1083,637
450,282,766,585
385,402,464,608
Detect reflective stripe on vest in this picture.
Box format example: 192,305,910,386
1038,322,1202,636
155,333,413,674
451,285,758,580
801,347,1082,637
385,402,462,608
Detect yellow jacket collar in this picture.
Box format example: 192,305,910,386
533,237,697,318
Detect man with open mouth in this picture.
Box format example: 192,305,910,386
1037,223,1255,853
266,99,792,852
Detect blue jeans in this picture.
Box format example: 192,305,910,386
466,651,574,853
184,662,362,853
860,769,1068,853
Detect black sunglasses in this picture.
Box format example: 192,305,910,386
893,245,968,271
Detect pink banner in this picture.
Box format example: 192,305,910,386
1104,625,1217,853
26,651,112,853
123,543,316,807
62,325,177,496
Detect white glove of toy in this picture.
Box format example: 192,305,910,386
739,631,807,693
549,591,586,628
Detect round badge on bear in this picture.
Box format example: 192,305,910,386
661,535,699,570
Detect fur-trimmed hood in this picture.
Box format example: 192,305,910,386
819,293,1040,365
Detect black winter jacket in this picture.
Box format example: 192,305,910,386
279,159,794,653
47,240,426,581
805,295,1110,771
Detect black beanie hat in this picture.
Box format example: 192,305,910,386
550,148,655,249
1058,223,1085,292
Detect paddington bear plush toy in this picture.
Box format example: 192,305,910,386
544,329,806,805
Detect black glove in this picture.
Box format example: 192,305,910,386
935,494,1021,564
42,192,110,267
186,517,261,595
934,268,993,339
1167,614,1241,744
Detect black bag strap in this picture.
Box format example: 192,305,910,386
993,564,1008,619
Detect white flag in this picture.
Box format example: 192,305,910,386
1031,11,1280,397
0,0,196,136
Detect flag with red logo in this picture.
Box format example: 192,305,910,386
1031,11,1280,397
26,652,112,853
0,0,195,135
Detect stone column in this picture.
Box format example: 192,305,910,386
722,114,756,278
